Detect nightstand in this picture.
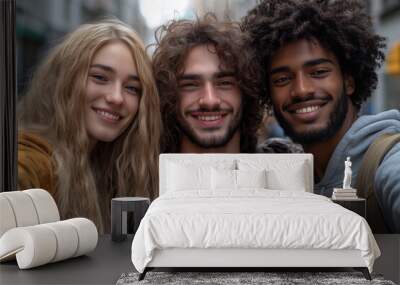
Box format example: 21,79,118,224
111,197,150,242
331,198,366,218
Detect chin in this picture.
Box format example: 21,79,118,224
90,131,121,143
98,137,118,143
291,128,334,144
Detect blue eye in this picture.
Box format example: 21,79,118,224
125,85,141,95
91,74,108,82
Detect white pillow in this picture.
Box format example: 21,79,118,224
238,159,308,191
167,162,211,191
211,169,267,190
212,168,236,190
266,162,307,191
236,169,267,188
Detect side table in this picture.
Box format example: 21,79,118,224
111,197,150,242
331,198,366,218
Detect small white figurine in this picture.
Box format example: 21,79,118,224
343,157,352,189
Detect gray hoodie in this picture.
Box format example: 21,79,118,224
315,109,400,232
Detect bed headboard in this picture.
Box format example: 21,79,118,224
159,154,314,195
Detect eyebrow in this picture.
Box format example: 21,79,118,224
90,64,140,81
269,58,335,75
178,71,236,81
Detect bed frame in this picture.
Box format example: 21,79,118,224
140,248,370,280
138,154,372,280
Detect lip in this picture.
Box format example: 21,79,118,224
188,111,228,128
92,107,122,124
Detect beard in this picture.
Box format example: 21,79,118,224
273,88,348,145
177,108,242,149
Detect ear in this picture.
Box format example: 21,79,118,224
344,75,355,96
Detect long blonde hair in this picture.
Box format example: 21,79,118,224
18,20,161,233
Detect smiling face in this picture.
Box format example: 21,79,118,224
85,41,141,146
269,39,355,144
177,44,242,150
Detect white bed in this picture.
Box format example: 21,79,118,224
131,154,380,280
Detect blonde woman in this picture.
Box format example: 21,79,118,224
17,20,161,233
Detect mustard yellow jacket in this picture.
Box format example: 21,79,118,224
18,132,56,197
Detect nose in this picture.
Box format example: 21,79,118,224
199,82,221,109
291,73,314,99
105,84,124,105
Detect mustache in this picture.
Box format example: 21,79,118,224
283,94,331,110
185,107,233,114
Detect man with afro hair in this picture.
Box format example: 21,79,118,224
243,0,400,233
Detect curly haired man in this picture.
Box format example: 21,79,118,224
243,0,400,232
153,14,298,154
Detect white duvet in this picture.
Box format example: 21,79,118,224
131,190,380,273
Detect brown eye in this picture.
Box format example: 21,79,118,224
310,69,330,78
179,81,199,91
216,78,236,88
272,75,290,86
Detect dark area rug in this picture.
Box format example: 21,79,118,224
116,271,396,285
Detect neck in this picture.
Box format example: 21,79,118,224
303,103,358,182
179,131,241,153
88,137,97,153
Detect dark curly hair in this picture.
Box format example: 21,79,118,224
152,13,264,153
242,0,386,109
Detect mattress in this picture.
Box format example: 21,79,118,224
131,190,380,273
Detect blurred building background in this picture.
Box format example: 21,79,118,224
16,0,256,96
369,0,400,113
16,0,399,138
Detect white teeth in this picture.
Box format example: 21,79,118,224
295,106,320,114
197,115,222,121
96,110,120,121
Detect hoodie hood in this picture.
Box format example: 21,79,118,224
315,109,400,196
